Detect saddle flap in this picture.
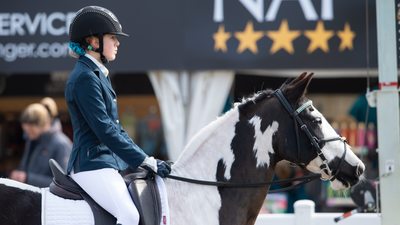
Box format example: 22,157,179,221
48,159,116,225
49,159,83,200
49,161,162,225
127,170,162,225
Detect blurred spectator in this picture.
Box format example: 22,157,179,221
9,103,71,187
40,97,62,132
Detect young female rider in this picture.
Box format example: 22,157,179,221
66,6,171,225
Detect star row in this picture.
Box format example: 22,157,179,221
212,20,356,54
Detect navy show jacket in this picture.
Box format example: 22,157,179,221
65,55,147,174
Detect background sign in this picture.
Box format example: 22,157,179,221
0,0,378,73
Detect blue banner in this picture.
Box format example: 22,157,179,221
0,0,379,73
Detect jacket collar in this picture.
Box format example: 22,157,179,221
84,54,109,76
78,55,116,97
78,55,99,72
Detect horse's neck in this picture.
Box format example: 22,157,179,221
165,108,273,225
171,108,239,180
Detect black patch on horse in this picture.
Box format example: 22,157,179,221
217,93,277,225
0,184,41,225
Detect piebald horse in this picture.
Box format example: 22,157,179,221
0,73,364,225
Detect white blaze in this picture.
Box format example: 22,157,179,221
249,116,279,168
305,106,364,189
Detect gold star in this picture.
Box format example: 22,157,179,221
235,21,264,54
266,20,301,54
213,25,231,52
337,22,356,51
304,21,334,53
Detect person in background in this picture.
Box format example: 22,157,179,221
9,103,72,187
40,97,62,132
66,6,171,225
348,94,377,127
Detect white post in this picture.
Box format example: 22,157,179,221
375,0,400,224
294,200,314,225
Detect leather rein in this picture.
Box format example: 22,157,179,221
165,89,347,191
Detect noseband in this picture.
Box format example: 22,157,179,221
274,89,347,182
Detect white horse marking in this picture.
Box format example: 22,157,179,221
166,108,239,225
306,106,364,189
249,116,279,168
311,107,361,166
0,178,41,193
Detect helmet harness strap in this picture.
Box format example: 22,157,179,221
88,34,108,64
96,34,108,64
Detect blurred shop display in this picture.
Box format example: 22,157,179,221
327,119,378,205
259,193,288,214
120,105,168,160
121,106,138,139
136,106,168,160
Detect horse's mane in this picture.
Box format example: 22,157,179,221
236,89,274,112
173,89,274,169
173,107,239,169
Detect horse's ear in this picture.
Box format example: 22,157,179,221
279,72,308,89
282,72,314,103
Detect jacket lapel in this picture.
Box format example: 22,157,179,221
79,56,116,97
98,70,116,97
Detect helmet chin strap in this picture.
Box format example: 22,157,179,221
98,34,109,64
91,34,109,64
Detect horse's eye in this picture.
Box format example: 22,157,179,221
313,117,322,124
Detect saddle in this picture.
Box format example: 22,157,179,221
48,159,162,225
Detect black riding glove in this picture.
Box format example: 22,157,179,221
141,157,171,178
156,159,172,178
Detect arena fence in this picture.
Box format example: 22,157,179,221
255,200,381,225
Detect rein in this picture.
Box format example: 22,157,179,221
166,173,320,192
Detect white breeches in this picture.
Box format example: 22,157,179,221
71,168,139,225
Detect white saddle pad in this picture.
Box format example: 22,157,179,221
41,176,170,225
41,187,94,225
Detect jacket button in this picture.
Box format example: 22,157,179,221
116,120,119,124
113,99,117,102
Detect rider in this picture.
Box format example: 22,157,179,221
66,6,171,225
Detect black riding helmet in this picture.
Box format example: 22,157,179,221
69,6,129,63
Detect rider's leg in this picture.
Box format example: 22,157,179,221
71,168,139,225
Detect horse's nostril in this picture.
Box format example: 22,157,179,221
356,163,365,176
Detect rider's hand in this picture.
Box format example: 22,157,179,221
141,157,171,178
142,156,158,173
156,159,171,178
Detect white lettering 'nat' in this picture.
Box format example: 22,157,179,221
213,0,334,22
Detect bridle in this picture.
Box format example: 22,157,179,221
274,89,347,182
163,89,348,189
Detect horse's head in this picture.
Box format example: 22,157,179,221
271,72,364,190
